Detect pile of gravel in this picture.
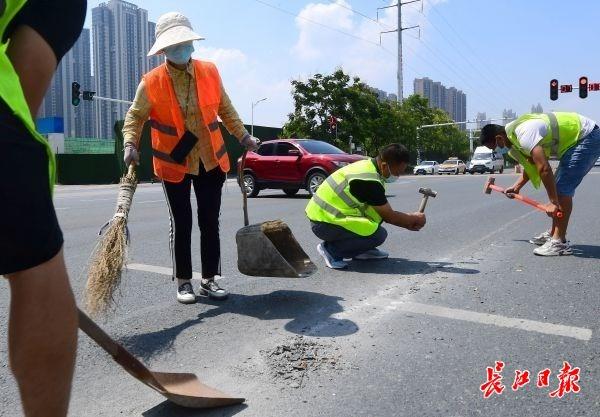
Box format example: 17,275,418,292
261,335,341,388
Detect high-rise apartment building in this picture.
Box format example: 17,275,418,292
502,109,517,125
92,0,161,139
414,77,467,128
39,28,95,138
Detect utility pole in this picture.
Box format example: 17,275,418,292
378,1,420,103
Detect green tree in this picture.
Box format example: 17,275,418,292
283,69,469,162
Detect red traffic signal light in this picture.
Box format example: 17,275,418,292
579,76,588,99
550,79,558,101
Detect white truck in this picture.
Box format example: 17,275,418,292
468,146,504,174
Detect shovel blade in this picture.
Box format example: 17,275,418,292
236,220,317,278
151,372,244,408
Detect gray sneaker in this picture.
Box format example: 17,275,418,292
317,243,348,269
354,248,390,260
177,282,196,304
533,239,573,256
529,230,551,246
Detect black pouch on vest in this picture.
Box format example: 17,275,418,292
170,130,198,164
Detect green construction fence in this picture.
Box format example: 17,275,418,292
56,121,282,184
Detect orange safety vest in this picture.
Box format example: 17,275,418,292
144,59,230,182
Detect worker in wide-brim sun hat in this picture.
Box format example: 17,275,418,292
123,12,260,304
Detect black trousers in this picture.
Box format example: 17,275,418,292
162,165,226,280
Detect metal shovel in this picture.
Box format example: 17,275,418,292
236,151,317,278
78,309,244,408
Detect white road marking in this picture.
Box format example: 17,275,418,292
135,199,164,204
127,263,222,280
389,301,592,341
55,207,70,210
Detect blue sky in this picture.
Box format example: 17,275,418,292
84,0,600,128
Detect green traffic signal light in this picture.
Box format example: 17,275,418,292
71,81,81,106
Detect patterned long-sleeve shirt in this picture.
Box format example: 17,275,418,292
122,60,249,174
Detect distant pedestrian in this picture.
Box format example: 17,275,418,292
0,0,86,415
123,12,259,303
481,112,599,256
306,143,426,269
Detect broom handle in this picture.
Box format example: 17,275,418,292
239,150,249,226
77,309,164,392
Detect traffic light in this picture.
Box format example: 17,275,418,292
550,79,558,101
71,81,81,106
82,91,96,101
579,76,588,99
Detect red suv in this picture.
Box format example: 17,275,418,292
239,139,365,197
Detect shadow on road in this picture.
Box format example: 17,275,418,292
571,245,600,259
120,290,358,361
142,401,247,417
346,257,479,276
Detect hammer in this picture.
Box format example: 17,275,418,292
483,176,563,218
418,187,437,212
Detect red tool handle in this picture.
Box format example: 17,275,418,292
488,184,564,218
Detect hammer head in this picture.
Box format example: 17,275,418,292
418,187,437,198
483,176,496,194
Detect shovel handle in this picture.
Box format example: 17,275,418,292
77,309,163,392
239,151,249,226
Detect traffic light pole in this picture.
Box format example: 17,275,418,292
89,95,133,105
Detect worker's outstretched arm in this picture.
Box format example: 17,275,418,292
505,171,529,197
373,203,426,231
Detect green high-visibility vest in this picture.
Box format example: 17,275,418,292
505,112,581,188
0,0,56,191
306,159,384,236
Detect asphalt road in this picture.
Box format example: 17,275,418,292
1,169,599,416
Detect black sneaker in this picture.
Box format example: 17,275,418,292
177,282,196,304
198,278,229,300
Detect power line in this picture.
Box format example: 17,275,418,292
327,0,383,27
252,0,382,48
424,0,528,112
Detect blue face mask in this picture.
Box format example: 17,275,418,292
164,42,194,65
384,164,399,183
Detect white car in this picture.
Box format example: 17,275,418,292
595,157,600,167
468,146,504,174
413,160,439,175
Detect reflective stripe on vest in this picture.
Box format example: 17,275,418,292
143,60,230,183
305,159,384,236
150,119,178,136
545,112,560,156
0,0,57,192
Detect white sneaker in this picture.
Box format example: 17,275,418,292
529,230,551,246
354,248,390,260
533,239,573,256
317,243,348,269
177,282,196,304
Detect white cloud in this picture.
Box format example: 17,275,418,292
193,46,292,128
291,0,447,94
193,46,248,68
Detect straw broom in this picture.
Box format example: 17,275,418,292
84,164,137,316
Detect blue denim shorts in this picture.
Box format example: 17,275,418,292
556,126,600,197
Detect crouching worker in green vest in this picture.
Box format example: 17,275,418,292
306,143,426,269
480,112,599,256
